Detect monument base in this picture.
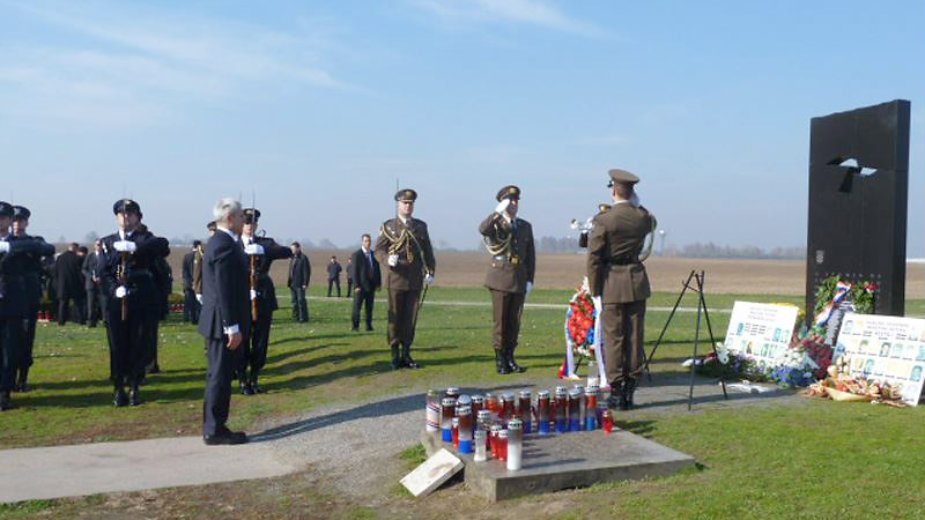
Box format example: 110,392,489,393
421,427,695,502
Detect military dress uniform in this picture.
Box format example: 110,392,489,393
479,185,536,375
239,208,292,394
374,189,436,370
12,206,54,393
98,199,170,407
0,202,55,410
586,170,656,410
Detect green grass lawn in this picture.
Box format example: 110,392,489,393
3,286,925,518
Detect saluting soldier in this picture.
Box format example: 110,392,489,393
238,208,292,394
0,202,55,410
98,199,170,407
374,189,436,370
479,185,536,374
586,170,656,410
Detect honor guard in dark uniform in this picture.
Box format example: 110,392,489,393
586,169,656,410
374,189,436,370
98,199,170,407
239,208,292,394
479,185,536,374
0,202,55,410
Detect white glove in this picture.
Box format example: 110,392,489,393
495,198,511,215
387,254,399,267
244,243,264,255
0,242,9,254
196,294,202,303
425,274,434,285
525,281,533,295
113,240,136,253
115,286,128,298
250,289,258,300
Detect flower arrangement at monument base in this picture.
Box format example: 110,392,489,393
805,355,906,407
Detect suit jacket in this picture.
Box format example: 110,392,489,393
326,261,341,281
479,213,536,294
374,217,436,291
350,248,381,292
287,253,310,288
182,251,195,290
55,250,84,298
82,252,101,291
198,231,250,340
586,203,654,304
98,229,171,317
192,249,204,294
244,235,292,314
0,235,55,318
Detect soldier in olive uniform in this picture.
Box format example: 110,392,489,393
239,208,292,394
98,199,170,407
0,202,55,410
587,169,656,410
374,189,436,370
479,185,536,374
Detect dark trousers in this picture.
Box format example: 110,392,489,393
290,287,308,322
347,279,354,296
58,294,86,325
183,289,201,324
490,290,525,352
601,300,646,386
327,278,341,297
106,308,156,386
352,289,375,330
0,317,24,392
203,335,241,436
145,319,160,372
86,286,103,326
239,313,272,380
19,305,38,372
387,289,420,348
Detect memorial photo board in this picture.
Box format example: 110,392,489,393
723,302,800,369
834,313,925,406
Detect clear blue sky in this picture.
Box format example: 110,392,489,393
1,0,923,252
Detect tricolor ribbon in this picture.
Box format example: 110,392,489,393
813,280,852,328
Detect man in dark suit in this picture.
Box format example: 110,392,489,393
82,240,105,328
1,201,55,410
287,241,310,323
199,198,248,445
239,208,292,394
350,233,381,332
479,185,536,375
326,256,342,297
182,241,202,324
55,242,86,325
587,169,656,410
98,200,170,407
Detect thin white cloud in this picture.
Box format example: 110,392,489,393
409,0,604,37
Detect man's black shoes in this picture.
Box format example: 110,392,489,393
113,388,129,407
203,430,248,446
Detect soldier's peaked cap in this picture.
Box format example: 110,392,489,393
0,201,12,217
244,208,261,223
394,189,417,202
12,205,31,220
607,169,639,187
496,185,521,202
113,198,141,215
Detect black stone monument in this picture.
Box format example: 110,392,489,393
805,100,911,322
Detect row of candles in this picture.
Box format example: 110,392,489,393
425,385,615,471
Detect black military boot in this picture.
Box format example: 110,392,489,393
607,383,623,410
623,378,637,410
0,391,12,411
129,383,143,406
16,367,30,392
401,345,420,369
251,371,263,394
113,385,129,407
390,344,402,370
495,350,511,375
507,347,527,373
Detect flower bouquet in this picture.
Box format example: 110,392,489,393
558,278,607,384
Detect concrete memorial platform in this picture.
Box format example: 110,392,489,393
421,427,695,502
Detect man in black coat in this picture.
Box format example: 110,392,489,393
326,256,342,297
182,241,202,324
239,208,292,394
55,242,86,325
287,241,310,323
98,200,170,407
82,240,105,328
199,198,248,445
1,201,55,410
351,233,381,332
